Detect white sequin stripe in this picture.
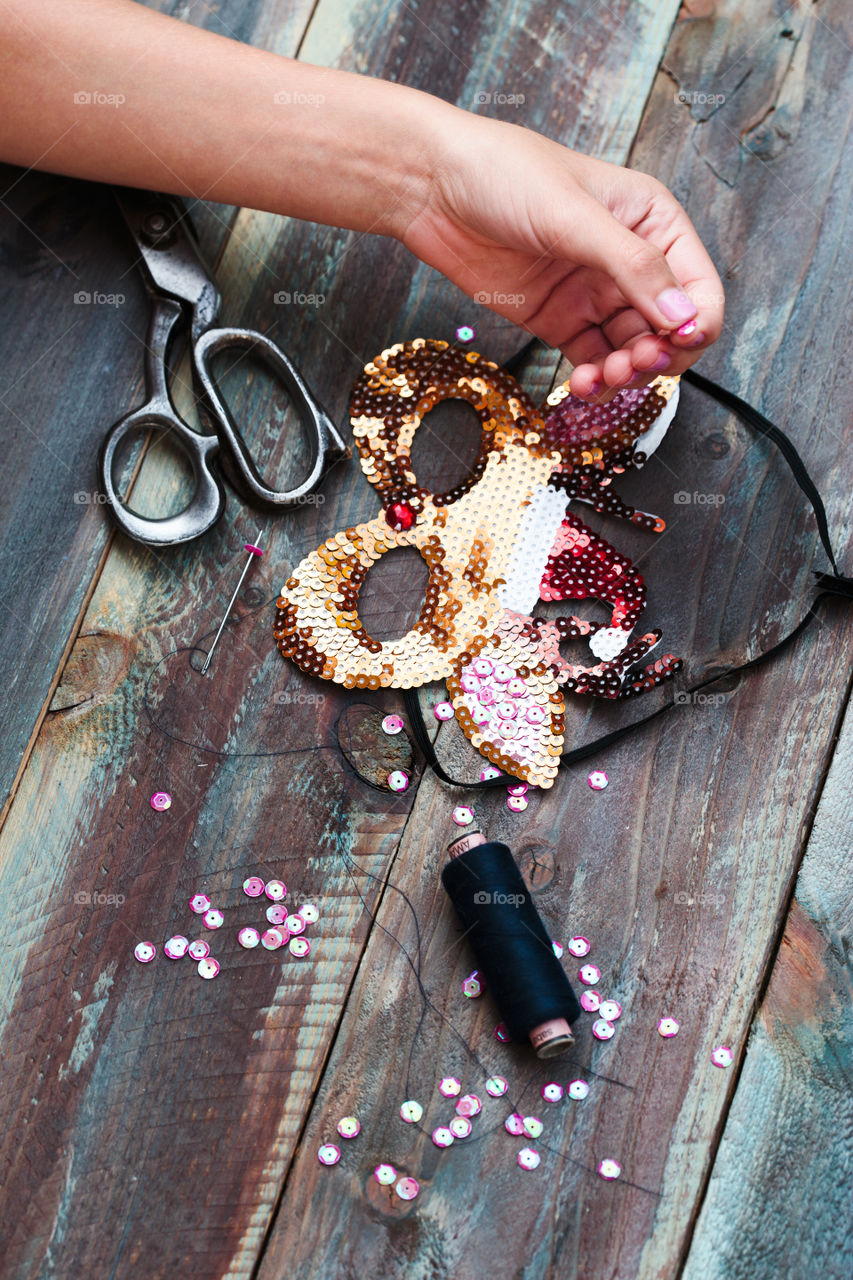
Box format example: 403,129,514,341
497,484,567,615
634,382,680,461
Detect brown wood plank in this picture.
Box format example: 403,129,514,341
251,3,853,1279
0,0,317,818
0,2,687,1278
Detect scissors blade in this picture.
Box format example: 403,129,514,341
113,187,220,334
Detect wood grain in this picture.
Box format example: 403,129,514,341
0,2,688,1278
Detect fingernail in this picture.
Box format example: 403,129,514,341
582,380,602,398
676,319,698,337
650,352,671,371
657,288,697,324
685,330,705,347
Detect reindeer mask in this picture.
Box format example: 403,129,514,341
274,339,681,788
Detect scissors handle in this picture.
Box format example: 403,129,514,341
192,327,348,506
97,298,226,546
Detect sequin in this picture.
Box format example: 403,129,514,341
452,805,474,826
599,999,622,1021
657,1017,679,1038
592,1019,615,1041
163,935,188,959
265,879,287,902
580,990,601,1013
568,1080,589,1100
318,1143,341,1166
480,765,502,781
189,894,210,914
203,908,224,930
261,928,284,950
588,771,608,790
507,795,528,812
400,1100,423,1123
150,791,171,810
507,782,528,796
337,1116,361,1138
456,325,475,343
711,1045,733,1068
568,936,590,957
382,714,405,735
266,904,287,926
395,1176,419,1200
449,1115,472,1138
434,702,454,721
542,1083,564,1103
298,902,320,923
289,937,311,957
197,957,220,979
486,1076,508,1097
579,964,601,985
597,1158,621,1180
285,913,306,935
505,1113,525,1136
494,1022,511,1043
243,876,265,897
238,927,260,949
374,1163,397,1185
552,940,564,959
388,770,409,792
517,1148,540,1170
439,1077,461,1098
462,970,484,998
187,939,209,960
432,1126,454,1148
456,1094,481,1117
523,1116,543,1138
134,941,156,963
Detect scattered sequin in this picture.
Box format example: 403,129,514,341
189,894,210,915
599,999,622,1021
507,783,528,797
518,1148,540,1170
439,1077,461,1098
456,1094,481,1117
374,1164,396,1185
203,908,224,930
266,904,288,926
238,927,260,949
163,935,188,959
318,1144,341,1166
289,937,311,958
507,795,528,813
552,940,564,959
658,1017,679,1038
480,765,502,781
382,714,405,735
197,957,220,979
285,913,306,935
494,1022,511,1043
579,964,601,985
541,1083,564,1103
452,805,474,826
400,1100,423,1123
433,703,454,722
388,770,409,792
523,1116,543,1138
337,1116,361,1138
587,771,608,790
261,929,284,950
456,325,475,343
298,902,320,924
243,876,265,898
711,1045,733,1068
597,1158,621,1181
432,1126,454,1148
395,1176,419,1201
592,1019,615,1041
505,1113,525,1136
568,1080,589,1100
150,791,171,811
188,939,209,960
486,1076,508,1097
265,879,287,901
567,936,591,957
580,990,601,1013
450,1115,472,1138
462,970,484,998
134,941,156,963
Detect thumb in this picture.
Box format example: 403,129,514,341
560,193,698,331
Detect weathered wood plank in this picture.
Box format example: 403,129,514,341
249,3,853,1279
0,2,686,1278
0,0,317,818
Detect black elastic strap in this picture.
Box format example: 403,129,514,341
403,369,852,789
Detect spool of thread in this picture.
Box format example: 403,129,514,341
442,832,580,1058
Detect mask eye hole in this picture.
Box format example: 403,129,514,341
336,703,416,793
358,547,430,642
410,397,483,499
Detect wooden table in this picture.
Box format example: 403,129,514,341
1,2,851,1276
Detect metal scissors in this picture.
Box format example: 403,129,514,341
98,188,348,546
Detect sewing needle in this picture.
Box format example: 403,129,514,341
201,531,264,675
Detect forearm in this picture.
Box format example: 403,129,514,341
0,0,444,237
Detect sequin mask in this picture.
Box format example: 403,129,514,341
274,339,681,788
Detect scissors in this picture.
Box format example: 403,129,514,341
98,188,348,546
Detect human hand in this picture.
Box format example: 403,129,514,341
399,115,724,399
